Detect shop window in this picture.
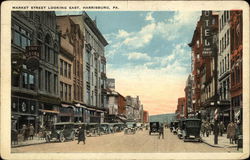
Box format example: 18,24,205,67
11,97,18,112
12,72,20,87
30,101,36,114
19,99,28,113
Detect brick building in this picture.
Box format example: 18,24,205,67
176,97,186,119
230,10,243,121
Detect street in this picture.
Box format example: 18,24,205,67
12,129,238,153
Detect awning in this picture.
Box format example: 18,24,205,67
61,104,73,108
39,109,59,114
96,109,104,112
75,103,87,109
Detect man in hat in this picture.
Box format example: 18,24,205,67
77,126,86,144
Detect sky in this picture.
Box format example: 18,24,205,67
56,11,201,115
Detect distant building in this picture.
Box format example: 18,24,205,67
176,97,186,119
143,110,149,123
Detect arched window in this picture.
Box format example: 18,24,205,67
37,32,43,59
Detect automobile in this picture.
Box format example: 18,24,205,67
136,123,143,131
100,123,110,134
45,122,75,143
113,123,125,132
124,122,136,134
177,119,186,139
85,123,101,137
149,122,160,135
182,118,201,142
172,121,179,135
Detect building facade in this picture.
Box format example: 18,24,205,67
185,74,193,117
70,12,108,123
230,10,243,122
218,11,231,123
143,111,149,123
176,97,186,119
11,11,60,132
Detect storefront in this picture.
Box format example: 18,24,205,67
11,96,38,133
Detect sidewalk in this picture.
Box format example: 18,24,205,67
11,136,46,148
201,134,237,148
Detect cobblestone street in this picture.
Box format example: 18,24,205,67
12,129,239,153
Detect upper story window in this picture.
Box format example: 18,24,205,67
13,24,31,49
45,34,53,63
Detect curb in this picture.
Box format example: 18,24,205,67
11,141,47,148
201,139,237,148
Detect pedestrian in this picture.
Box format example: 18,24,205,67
233,121,238,144
21,124,27,141
219,121,225,136
227,121,236,144
205,121,210,137
29,124,35,140
158,124,164,139
213,120,219,145
77,126,86,144
200,122,205,137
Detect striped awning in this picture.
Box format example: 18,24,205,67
39,109,59,114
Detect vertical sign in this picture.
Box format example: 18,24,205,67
202,11,213,56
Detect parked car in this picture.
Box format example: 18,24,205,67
149,122,160,135
172,121,179,135
177,119,186,139
86,123,101,137
45,122,75,143
124,122,136,134
182,118,201,142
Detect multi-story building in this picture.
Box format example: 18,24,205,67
70,12,108,123
176,97,186,119
125,96,134,120
188,17,202,113
106,89,126,122
143,111,149,123
199,11,219,122
230,10,242,122
56,16,83,123
11,11,60,132
185,74,193,117
218,11,231,123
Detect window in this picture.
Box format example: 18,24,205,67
54,45,58,65
29,74,35,90
224,34,226,49
60,82,63,99
222,37,224,52
227,54,229,70
219,40,222,54
65,84,67,101
45,34,52,62
13,24,31,49
22,72,28,89
69,85,71,100
227,29,230,45
60,59,63,76
12,72,20,87
64,61,67,77
68,64,71,79
222,59,224,73
54,75,57,94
